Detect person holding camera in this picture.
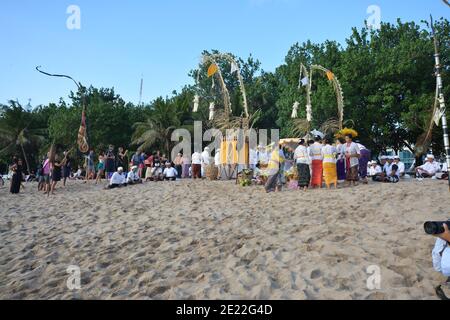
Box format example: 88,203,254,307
429,221,450,299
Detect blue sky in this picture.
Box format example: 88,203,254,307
0,0,448,107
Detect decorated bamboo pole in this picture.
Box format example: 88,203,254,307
36,66,89,154
430,16,450,190
311,64,345,130
201,55,231,123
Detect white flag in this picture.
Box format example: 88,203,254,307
291,101,299,119
230,62,239,74
193,94,200,112
209,102,215,121
300,77,309,87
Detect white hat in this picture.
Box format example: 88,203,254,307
380,156,387,160
393,155,400,160
118,167,124,172
371,160,377,165
427,154,435,159
131,165,138,170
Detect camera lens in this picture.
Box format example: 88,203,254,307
424,222,439,235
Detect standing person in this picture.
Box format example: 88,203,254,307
264,143,282,193
117,147,128,174
95,152,106,184
191,151,202,179
182,153,191,178
9,157,22,194
343,134,361,186
50,154,62,195
278,144,287,185
131,151,142,177
357,142,371,184
322,138,338,189
173,153,183,179
105,145,116,180
84,150,96,183
335,138,346,181
62,150,72,187
144,152,154,181
42,153,51,193
309,136,324,188
201,147,211,178
294,139,311,191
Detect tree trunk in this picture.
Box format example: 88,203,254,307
20,143,31,174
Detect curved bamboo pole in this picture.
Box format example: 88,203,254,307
201,55,232,122
311,64,345,130
202,53,250,130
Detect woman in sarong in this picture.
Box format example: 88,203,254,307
294,139,311,191
309,136,323,188
357,142,371,184
322,138,337,189
335,138,346,181
343,134,361,186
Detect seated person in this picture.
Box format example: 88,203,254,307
107,167,127,189
163,162,178,181
127,166,142,185
73,166,84,180
385,161,400,183
416,154,438,178
151,155,163,181
436,162,449,180
373,159,399,183
393,156,405,178
368,161,382,177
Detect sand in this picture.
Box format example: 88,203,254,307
0,178,448,300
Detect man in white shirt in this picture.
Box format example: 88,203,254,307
127,166,142,185
108,167,126,189
368,161,382,177
393,156,406,178
191,151,202,179
416,154,439,178
384,157,393,176
163,162,178,181
294,139,311,190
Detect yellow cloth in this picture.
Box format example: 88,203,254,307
220,140,227,165
326,71,334,81
207,64,218,77
323,162,337,186
231,140,238,164
267,149,283,171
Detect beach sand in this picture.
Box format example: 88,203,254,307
0,178,448,300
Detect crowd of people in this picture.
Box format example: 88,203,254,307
262,133,449,193
4,136,449,195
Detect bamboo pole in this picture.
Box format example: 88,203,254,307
431,16,450,191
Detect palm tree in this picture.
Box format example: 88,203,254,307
131,97,181,154
0,101,46,173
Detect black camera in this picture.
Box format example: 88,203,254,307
424,220,450,235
